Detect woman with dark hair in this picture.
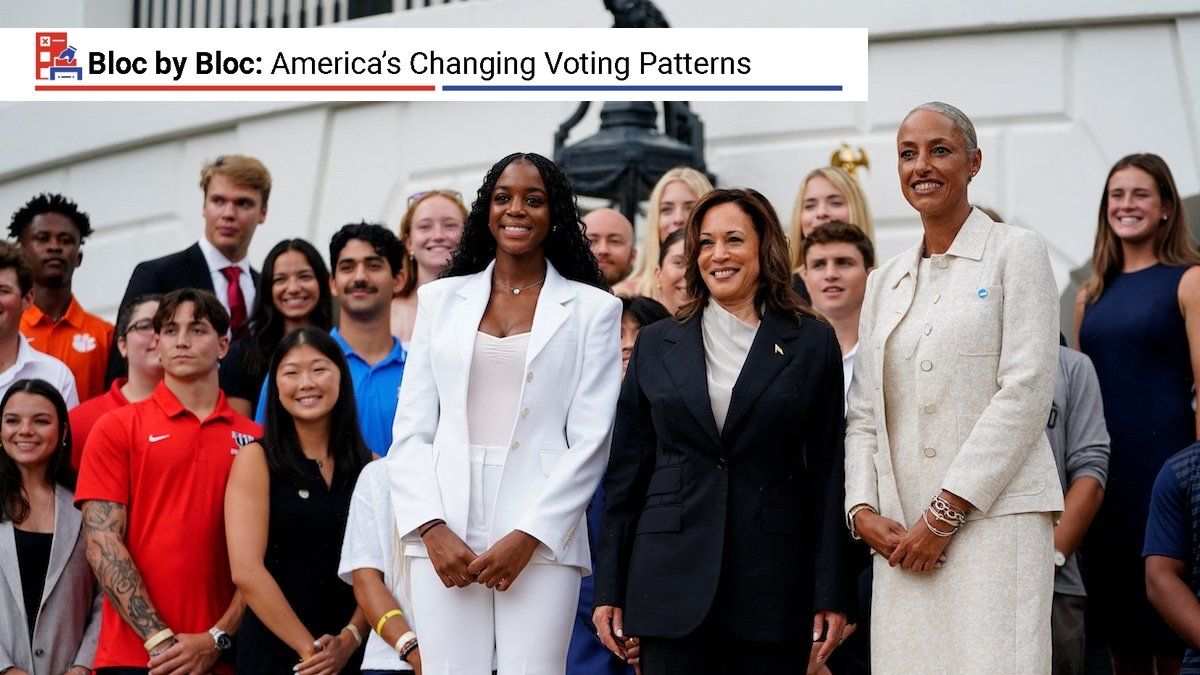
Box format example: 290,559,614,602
0,379,100,675
225,327,374,674
391,190,467,344
618,296,669,378
594,188,853,673
1077,153,1200,673
385,152,621,673
219,238,334,418
653,230,690,317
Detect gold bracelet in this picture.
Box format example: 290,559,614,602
344,623,363,647
375,609,404,636
143,628,175,652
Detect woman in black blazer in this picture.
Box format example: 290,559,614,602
593,188,855,673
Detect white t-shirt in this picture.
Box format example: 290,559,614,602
338,460,414,671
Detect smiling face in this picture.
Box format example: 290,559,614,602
1106,166,1169,245
331,239,401,321
156,301,227,382
406,195,464,277
803,241,869,320
1,391,61,470
657,180,699,242
896,109,981,219
275,342,340,423
203,173,267,262
488,161,552,261
271,250,321,325
654,238,690,315
21,212,83,290
585,209,637,284
697,202,761,310
800,175,851,238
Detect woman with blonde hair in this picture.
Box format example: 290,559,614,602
391,190,467,344
788,166,874,271
631,167,714,298
1076,153,1200,674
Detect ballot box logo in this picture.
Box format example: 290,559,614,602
36,32,83,80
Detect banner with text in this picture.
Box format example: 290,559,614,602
1,27,867,102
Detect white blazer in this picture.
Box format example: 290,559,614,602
386,260,622,572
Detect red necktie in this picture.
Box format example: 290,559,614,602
220,266,247,338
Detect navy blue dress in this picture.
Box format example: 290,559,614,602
1080,263,1196,647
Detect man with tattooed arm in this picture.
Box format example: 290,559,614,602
75,288,261,674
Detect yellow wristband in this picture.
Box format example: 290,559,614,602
375,609,404,636
143,628,175,652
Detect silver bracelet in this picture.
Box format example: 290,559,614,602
929,495,967,527
921,509,958,537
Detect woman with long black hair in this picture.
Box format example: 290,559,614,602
383,152,621,674
219,238,334,418
225,327,374,674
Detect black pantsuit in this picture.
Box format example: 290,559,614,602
594,306,857,672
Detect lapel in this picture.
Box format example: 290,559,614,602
452,262,495,385
721,306,803,441
41,485,81,610
662,317,722,450
873,243,922,353
184,243,216,292
524,263,575,370
0,519,25,630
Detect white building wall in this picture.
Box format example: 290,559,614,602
0,2,1198,321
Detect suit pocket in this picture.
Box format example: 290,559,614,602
636,505,682,534
538,448,565,477
955,285,1004,356
761,506,803,535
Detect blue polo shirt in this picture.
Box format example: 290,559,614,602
1144,441,1200,673
331,328,405,456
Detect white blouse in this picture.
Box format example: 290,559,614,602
701,300,760,434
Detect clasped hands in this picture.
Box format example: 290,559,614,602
855,506,956,574
422,522,539,592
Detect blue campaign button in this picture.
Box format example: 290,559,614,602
977,288,989,299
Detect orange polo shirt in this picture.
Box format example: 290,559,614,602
22,296,113,402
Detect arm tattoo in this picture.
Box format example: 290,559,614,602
82,500,168,639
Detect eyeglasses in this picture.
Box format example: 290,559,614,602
123,319,155,337
407,190,463,209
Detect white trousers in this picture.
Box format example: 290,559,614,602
407,445,582,675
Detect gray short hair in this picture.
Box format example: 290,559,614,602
906,101,978,155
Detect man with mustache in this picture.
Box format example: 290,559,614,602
328,222,406,456
10,193,113,401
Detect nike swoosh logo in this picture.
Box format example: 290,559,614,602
148,434,171,443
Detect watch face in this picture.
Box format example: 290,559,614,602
215,632,233,651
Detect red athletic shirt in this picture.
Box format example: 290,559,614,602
74,382,261,671
68,378,130,471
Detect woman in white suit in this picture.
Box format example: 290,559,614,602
844,102,1064,674
384,152,622,674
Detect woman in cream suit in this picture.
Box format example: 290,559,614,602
844,102,1064,674
0,379,101,675
386,152,621,674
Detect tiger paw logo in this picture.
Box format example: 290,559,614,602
36,32,83,81
72,333,97,353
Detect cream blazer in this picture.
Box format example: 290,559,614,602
845,209,1065,522
0,485,101,675
386,261,622,572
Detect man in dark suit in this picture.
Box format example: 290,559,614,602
106,155,269,383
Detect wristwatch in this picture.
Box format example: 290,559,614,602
209,626,233,652
1053,550,1067,568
